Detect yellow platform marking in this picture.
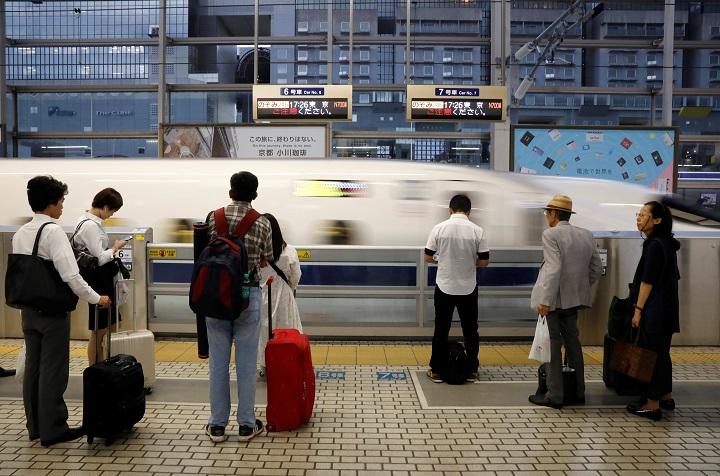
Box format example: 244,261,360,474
385,346,419,365
69,348,87,358
479,347,508,365
411,345,432,365
583,350,603,365
357,346,387,365
155,342,192,361
496,345,533,365
326,346,357,365
177,345,207,363
311,345,329,365
0,345,22,355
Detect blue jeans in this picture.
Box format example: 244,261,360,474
206,287,261,428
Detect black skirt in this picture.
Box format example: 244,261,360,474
86,260,121,331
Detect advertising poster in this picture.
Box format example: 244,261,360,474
511,127,677,192
163,125,326,158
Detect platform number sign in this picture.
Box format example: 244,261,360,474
406,85,507,122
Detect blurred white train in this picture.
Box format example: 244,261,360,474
0,159,694,246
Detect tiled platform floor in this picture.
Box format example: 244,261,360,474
0,339,719,476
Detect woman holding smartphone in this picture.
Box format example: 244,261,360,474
72,188,127,365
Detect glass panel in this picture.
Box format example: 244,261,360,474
425,295,535,326
169,91,252,123
298,297,417,325
676,188,720,212
677,141,720,169
17,92,156,133
17,138,157,158
332,137,489,166
151,294,195,324
511,92,652,126
673,95,720,135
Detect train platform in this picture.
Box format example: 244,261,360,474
1,339,719,476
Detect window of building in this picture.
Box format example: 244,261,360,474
628,23,643,36
319,64,327,76
297,50,308,61
340,21,350,33
339,48,348,62
319,49,328,61
359,49,370,61
297,79,308,84
359,79,370,84
647,53,658,65
463,50,472,62
424,50,433,62
277,49,288,60
339,65,349,77
277,64,287,74
626,69,636,79
626,54,637,65
545,67,555,79
608,68,618,79
609,53,618,65
297,64,308,76
359,93,370,104
710,52,720,66
297,21,309,33
462,65,472,76
607,23,624,36
423,65,434,76
712,26,720,38
443,50,453,63
319,21,328,32
359,65,370,76
443,65,453,77
359,21,370,32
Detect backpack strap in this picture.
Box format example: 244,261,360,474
213,207,229,236
232,209,261,238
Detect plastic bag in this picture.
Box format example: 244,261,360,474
15,343,26,385
529,315,551,363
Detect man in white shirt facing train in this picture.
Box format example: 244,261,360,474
424,194,490,383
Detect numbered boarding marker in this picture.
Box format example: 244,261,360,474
376,371,407,381
316,370,346,380
406,85,507,122
253,84,352,122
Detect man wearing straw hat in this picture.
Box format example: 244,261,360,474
529,194,602,409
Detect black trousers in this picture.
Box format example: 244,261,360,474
430,287,479,373
640,331,673,400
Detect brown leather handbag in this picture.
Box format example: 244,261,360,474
610,328,657,384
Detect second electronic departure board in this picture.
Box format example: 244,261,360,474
406,85,507,122
253,85,352,122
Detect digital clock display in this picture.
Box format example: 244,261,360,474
409,98,504,120
256,98,349,120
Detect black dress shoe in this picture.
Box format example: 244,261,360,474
0,367,16,378
573,397,586,405
626,403,662,421
41,427,85,447
528,394,563,409
660,398,676,411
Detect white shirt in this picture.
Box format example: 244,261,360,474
12,214,101,304
425,213,490,295
73,212,115,266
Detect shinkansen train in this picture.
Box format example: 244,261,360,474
0,159,699,245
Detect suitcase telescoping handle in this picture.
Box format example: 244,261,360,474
266,276,273,341
93,278,134,364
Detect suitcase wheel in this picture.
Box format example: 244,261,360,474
144,387,153,395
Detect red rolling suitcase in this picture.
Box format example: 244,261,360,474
265,277,315,432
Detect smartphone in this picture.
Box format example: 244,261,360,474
121,235,134,242
651,151,663,166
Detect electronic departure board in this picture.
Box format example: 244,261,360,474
406,85,507,122
253,85,352,122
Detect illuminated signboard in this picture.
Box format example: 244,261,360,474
253,85,352,122
511,126,678,192
406,85,507,122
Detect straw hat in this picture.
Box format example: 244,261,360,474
544,194,575,214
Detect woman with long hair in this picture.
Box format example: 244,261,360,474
257,213,302,377
626,201,681,420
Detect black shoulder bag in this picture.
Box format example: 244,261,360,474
70,219,100,277
5,222,79,313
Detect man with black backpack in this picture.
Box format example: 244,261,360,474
424,194,490,384
194,171,272,443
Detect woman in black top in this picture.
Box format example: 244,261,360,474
626,201,680,421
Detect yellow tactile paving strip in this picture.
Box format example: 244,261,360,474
1,339,719,366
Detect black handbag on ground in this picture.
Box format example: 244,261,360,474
5,222,79,313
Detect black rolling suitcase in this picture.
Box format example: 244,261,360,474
83,298,146,445
603,333,641,396
537,352,578,405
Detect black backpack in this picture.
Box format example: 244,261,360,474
442,341,468,385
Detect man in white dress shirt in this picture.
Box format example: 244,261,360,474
424,194,490,383
12,176,111,447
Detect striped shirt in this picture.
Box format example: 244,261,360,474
207,201,273,281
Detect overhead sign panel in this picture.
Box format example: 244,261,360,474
406,85,507,122
253,85,352,122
